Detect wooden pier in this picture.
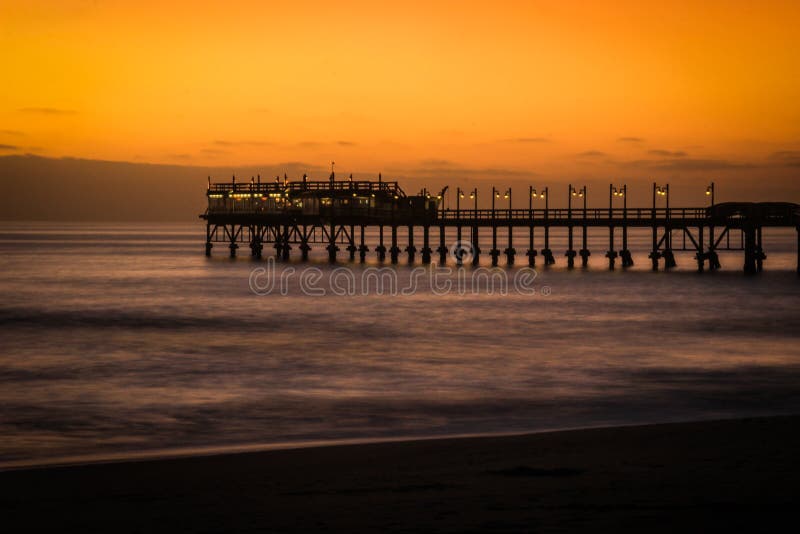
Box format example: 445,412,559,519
200,175,800,274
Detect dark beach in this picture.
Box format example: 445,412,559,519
3,415,798,532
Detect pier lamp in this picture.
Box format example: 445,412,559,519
706,182,715,206
610,184,627,214
653,183,670,213
469,188,478,211
504,188,512,214
568,185,586,213
457,187,465,217
492,186,498,216
531,187,548,211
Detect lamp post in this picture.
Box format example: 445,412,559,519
490,187,500,265
612,184,631,267
706,182,715,207
607,184,626,269
470,188,480,265
503,188,515,264
567,184,585,268
652,183,673,269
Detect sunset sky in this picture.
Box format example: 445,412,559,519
2,0,799,189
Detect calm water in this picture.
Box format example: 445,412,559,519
1,222,799,468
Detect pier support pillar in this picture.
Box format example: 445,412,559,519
281,226,291,261
579,249,590,268
756,226,765,272
649,250,661,271
437,225,448,265
358,226,368,263
229,242,238,258
490,226,499,267
605,250,617,270
541,248,554,265
205,242,213,257
662,249,676,269
620,250,633,268
375,226,386,262
300,241,311,261
327,222,338,263
251,239,263,259
565,249,576,269
472,226,481,266
526,249,537,267
744,226,757,274
406,226,417,263
696,226,705,273
390,226,400,264
421,226,432,264
346,225,357,261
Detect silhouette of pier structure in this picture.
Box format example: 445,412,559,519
201,174,800,274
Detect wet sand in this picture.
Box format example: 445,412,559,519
2,415,799,532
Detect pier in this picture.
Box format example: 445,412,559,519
201,174,800,274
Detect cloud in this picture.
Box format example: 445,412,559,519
0,144,19,151
617,137,644,143
200,148,229,155
769,151,800,166
213,140,274,147
500,137,551,143
0,130,24,136
419,158,456,167
336,141,357,147
167,153,192,159
577,150,606,157
648,149,688,158
18,107,76,115
620,158,754,171
296,141,322,148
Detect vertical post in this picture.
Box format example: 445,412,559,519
438,225,447,265
327,220,338,263
300,225,310,261
490,187,500,266
606,184,616,270
566,184,575,268
422,226,432,264
579,186,589,267
505,188,515,265
205,222,213,257
359,225,368,263
281,224,290,261
390,225,399,264
527,185,536,267
744,225,757,274
650,182,659,271
376,225,386,261
456,187,462,244
697,226,705,273
406,225,416,263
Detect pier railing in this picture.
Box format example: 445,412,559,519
438,207,708,221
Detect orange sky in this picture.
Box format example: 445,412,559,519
1,0,799,183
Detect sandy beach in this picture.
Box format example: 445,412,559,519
2,415,798,532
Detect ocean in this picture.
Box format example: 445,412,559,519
1,221,799,469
